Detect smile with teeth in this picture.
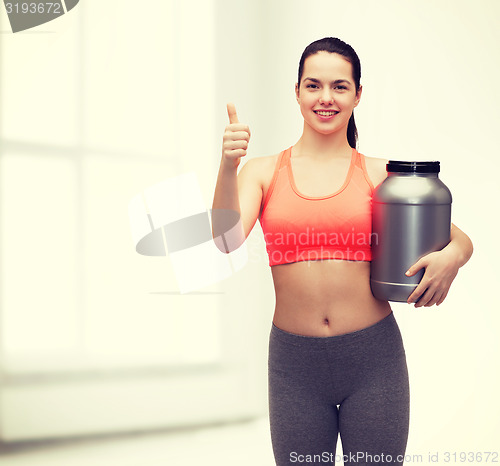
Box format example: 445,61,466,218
314,110,339,116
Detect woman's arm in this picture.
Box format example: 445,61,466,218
405,223,473,307
211,103,261,253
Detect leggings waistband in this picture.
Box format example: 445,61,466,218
270,311,398,350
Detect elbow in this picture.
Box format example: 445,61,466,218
468,235,474,259
450,223,474,264
211,209,246,254
212,234,245,254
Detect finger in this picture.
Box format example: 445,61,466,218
223,130,250,142
406,263,419,277
225,148,247,159
407,252,437,277
227,102,239,124
407,281,426,304
406,257,426,277
426,290,444,307
436,290,448,306
415,287,436,308
224,140,249,151
421,290,439,307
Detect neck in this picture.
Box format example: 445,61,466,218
294,121,353,158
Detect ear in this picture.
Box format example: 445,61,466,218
354,85,362,108
295,82,300,103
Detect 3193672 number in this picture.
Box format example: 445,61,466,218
5,3,62,14
443,451,499,463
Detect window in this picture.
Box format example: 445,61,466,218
0,0,265,442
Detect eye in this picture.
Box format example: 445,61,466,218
306,84,319,89
334,85,348,91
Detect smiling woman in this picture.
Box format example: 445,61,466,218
212,36,473,466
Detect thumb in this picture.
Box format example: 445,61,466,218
227,102,239,124
405,256,427,277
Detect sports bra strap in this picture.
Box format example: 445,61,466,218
261,147,290,214
277,146,291,170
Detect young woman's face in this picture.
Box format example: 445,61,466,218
295,51,362,136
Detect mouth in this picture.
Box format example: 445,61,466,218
313,110,339,117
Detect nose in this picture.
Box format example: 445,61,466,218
319,89,334,105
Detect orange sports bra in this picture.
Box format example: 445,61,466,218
259,146,376,266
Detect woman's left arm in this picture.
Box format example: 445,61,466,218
405,223,474,307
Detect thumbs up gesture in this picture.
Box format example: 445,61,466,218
222,103,251,169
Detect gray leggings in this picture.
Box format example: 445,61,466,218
268,312,409,465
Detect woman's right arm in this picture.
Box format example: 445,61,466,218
211,103,262,253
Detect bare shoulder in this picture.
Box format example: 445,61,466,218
238,152,280,186
363,154,389,189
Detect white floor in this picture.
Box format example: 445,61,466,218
0,417,276,466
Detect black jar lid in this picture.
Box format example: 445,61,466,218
386,161,440,173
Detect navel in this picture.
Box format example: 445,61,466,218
323,317,330,326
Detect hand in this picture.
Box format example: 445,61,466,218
405,249,460,307
222,103,251,169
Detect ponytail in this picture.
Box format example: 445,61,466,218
347,114,358,149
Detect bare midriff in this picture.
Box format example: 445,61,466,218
271,259,391,337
